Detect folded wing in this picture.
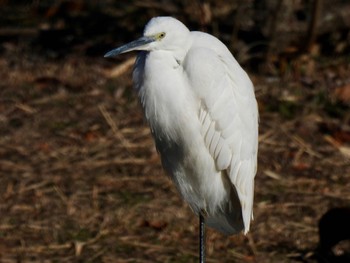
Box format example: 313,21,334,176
184,32,258,233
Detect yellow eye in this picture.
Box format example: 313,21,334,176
158,32,166,40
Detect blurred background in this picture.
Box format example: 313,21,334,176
0,0,349,262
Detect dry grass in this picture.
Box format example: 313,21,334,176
1,47,349,263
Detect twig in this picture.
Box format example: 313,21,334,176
258,129,275,143
18,180,52,194
54,185,69,204
280,125,323,158
106,57,135,78
0,27,37,37
263,170,281,180
246,233,258,258
292,135,322,158
13,243,72,253
305,0,323,52
78,157,152,168
99,104,134,157
15,103,36,114
265,0,284,64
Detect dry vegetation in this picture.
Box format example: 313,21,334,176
0,1,349,262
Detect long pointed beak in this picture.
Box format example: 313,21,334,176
104,36,156,58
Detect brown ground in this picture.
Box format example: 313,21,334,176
0,1,350,263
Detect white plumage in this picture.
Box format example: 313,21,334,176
105,16,258,235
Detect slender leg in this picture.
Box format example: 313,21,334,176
199,214,206,263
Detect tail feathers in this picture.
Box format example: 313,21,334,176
205,180,247,235
206,211,244,235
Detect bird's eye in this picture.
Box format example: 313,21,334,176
158,32,166,40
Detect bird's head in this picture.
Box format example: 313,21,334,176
104,17,191,60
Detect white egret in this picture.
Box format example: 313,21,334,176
105,16,258,262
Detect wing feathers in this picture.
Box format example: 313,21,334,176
184,36,258,233
200,103,233,170
209,130,221,155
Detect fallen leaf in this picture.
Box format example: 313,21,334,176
292,162,310,171
334,84,350,102
139,219,167,231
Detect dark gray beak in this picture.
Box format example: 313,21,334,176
104,36,156,57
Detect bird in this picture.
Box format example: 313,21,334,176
105,16,258,262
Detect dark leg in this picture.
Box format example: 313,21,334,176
199,214,206,263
